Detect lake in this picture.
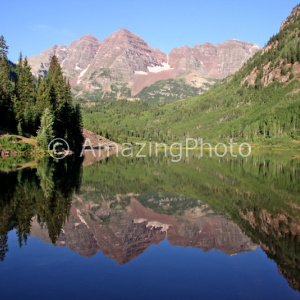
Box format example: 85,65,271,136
0,151,299,299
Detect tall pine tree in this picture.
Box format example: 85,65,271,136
14,57,36,133
0,35,9,60
0,36,14,129
46,55,84,151
36,108,54,150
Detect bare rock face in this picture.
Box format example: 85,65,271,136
27,29,261,99
27,44,68,77
84,28,166,79
60,34,101,79
169,40,261,79
27,34,101,80
216,40,261,78
79,28,167,92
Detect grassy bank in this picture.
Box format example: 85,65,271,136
0,134,36,153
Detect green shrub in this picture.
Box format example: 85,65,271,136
0,136,34,152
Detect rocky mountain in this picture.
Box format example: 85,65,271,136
30,195,258,264
28,34,101,79
27,29,261,101
168,40,261,79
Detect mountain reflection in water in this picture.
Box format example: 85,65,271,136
0,152,299,294
30,195,258,263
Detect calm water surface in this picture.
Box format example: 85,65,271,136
0,152,299,299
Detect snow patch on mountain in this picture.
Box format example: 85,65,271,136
75,63,81,70
148,62,173,73
134,70,148,75
77,64,90,84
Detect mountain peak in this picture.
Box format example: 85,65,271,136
118,27,133,34
111,27,139,40
79,33,98,40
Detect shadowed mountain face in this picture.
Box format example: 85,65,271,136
27,29,260,100
30,196,258,264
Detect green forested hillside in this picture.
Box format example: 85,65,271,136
135,78,215,104
82,5,300,146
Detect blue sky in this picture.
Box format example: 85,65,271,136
1,1,299,62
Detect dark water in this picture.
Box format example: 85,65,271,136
0,152,299,300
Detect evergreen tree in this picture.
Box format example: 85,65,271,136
16,52,23,80
52,66,66,106
59,102,70,138
71,104,84,152
45,56,83,150
17,121,23,136
36,108,54,149
14,57,36,133
0,58,14,128
0,35,9,60
297,42,300,62
47,55,60,80
0,234,8,262
35,77,51,118
64,78,72,103
36,157,55,199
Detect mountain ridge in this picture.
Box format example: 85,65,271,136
27,28,261,101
